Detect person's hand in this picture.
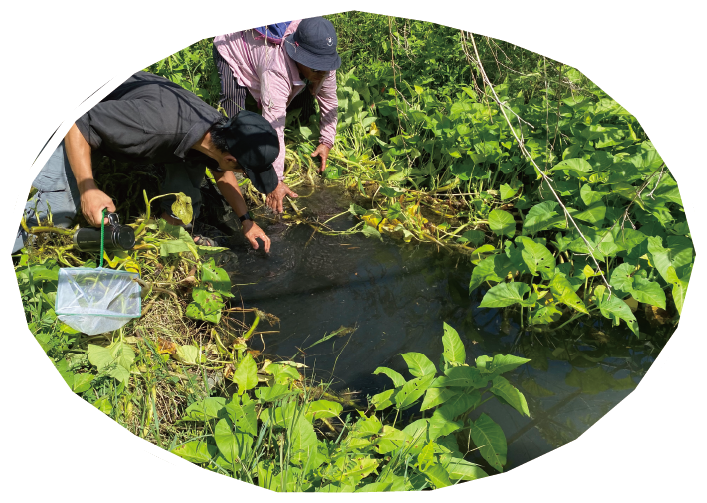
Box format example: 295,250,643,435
242,220,271,253
265,181,298,214
80,187,115,227
311,144,331,173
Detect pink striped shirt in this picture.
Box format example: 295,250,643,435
213,20,338,181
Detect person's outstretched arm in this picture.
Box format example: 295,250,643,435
64,124,115,226
211,170,271,252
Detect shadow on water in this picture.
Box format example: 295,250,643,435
220,187,673,470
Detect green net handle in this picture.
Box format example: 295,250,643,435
99,208,106,268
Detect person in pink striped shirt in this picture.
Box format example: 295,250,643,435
213,17,341,214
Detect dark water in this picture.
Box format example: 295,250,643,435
220,187,669,471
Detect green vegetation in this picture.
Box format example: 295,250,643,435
13,11,692,493
318,13,693,334
169,323,527,491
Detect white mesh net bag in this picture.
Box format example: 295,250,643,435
55,267,141,335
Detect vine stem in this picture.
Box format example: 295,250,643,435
467,33,613,297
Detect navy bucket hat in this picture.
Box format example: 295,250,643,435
218,111,279,194
284,17,341,72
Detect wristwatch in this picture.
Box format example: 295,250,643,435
239,211,253,223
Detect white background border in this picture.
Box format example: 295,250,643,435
1,1,704,501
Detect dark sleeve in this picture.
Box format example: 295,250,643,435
74,99,147,153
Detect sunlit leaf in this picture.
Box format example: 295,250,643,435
595,295,639,336
373,366,406,387
170,192,193,225
470,413,507,472
214,418,253,464
395,373,436,410
442,322,466,366
232,353,258,395
549,274,588,314
488,209,516,238
489,375,530,416
180,397,226,421
516,236,555,278
420,387,458,411
479,282,537,309
402,353,437,377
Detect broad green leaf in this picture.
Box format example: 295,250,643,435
437,366,486,388
93,395,112,415
401,419,431,456
609,263,635,295
469,254,512,292
551,158,593,176
260,401,297,428
232,354,258,395
159,239,191,257
485,354,532,376
422,462,452,489
306,400,343,421
266,363,301,385
479,282,537,309
459,229,485,246
580,184,606,206
87,342,135,383
355,482,393,493
402,352,437,377
214,418,253,464
370,388,396,410
255,383,292,403
549,274,588,314
442,322,466,366
499,184,517,200
395,373,436,410
170,440,218,464
488,209,516,238
433,390,481,420
530,303,563,325
201,258,234,298
420,387,459,411
288,416,318,464
442,455,488,482
427,413,462,440
361,224,382,241
516,236,555,278
573,202,606,226
631,275,666,309
647,236,694,283
185,287,224,324
470,413,507,472
174,345,203,365
72,373,94,394
489,375,530,417
612,227,647,253
374,426,412,454
596,295,639,336
373,366,406,387
180,397,226,422
667,266,689,315
224,395,257,435
523,201,565,236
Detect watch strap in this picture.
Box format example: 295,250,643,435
239,211,253,223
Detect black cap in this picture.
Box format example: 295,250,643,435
284,17,341,72
219,111,279,193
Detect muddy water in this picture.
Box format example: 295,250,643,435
220,187,669,471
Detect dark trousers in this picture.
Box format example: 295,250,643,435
212,44,316,121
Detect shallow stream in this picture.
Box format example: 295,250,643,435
220,187,670,471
